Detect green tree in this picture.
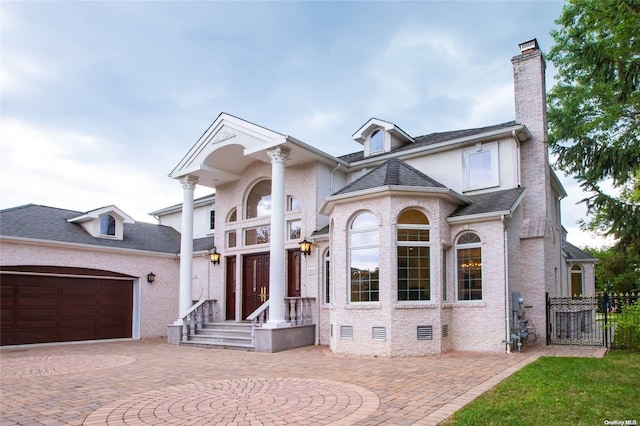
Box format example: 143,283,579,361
547,0,640,253
585,246,640,294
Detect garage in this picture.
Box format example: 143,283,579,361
1,266,134,346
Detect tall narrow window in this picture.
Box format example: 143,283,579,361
456,232,482,301
209,210,215,230
324,250,331,304
370,129,383,153
100,214,116,236
350,212,379,302
570,264,583,297
246,180,272,219
397,209,431,301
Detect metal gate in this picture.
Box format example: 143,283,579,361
546,293,639,348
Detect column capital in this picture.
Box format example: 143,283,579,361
267,147,291,163
179,175,199,190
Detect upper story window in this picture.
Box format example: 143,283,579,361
246,180,271,219
209,210,215,230
100,214,116,236
349,212,379,302
370,129,384,153
462,142,499,191
456,232,482,301
227,208,237,223
397,209,431,301
288,196,301,212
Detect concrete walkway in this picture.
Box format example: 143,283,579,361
0,339,606,426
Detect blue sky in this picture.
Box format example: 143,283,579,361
0,1,606,247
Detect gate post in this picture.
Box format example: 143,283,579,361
545,292,550,346
602,292,609,348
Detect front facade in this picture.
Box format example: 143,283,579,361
163,39,595,356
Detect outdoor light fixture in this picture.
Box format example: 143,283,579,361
146,272,156,284
209,248,221,265
299,238,312,257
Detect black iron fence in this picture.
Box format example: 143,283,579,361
546,292,639,349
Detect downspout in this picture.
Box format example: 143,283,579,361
512,130,521,188
503,214,512,353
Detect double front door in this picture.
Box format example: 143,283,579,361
236,250,302,319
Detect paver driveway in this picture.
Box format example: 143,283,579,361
0,339,605,425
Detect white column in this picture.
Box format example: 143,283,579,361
265,147,290,327
177,175,198,322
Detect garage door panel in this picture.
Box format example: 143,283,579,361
1,272,133,345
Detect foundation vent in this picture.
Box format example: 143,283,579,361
417,325,433,340
372,326,386,341
340,325,353,340
442,324,449,338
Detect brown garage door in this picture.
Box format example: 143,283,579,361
1,271,133,345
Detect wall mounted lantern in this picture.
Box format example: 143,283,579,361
299,238,312,257
146,272,156,284
209,248,221,265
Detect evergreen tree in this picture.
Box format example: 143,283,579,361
547,0,640,253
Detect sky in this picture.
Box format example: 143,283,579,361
0,0,609,248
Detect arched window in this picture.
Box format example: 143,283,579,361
246,180,272,219
370,129,383,153
456,232,482,301
350,212,379,302
571,264,583,297
227,208,237,223
397,209,431,301
324,250,331,304
100,214,116,236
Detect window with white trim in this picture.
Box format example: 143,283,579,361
462,142,499,191
100,214,116,236
397,209,431,301
350,212,379,302
456,232,482,301
571,264,583,297
246,180,271,219
370,129,384,153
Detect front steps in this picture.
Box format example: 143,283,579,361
179,321,254,351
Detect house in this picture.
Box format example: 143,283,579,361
0,39,596,352
0,204,195,345
159,39,596,355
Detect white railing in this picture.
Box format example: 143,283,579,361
181,299,217,342
246,297,315,329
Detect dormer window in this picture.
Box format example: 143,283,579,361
370,129,384,153
100,215,116,236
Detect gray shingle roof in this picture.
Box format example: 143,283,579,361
339,121,518,163
0,204,184,254
450,187,525,217
333,158,446,196
564,241,597,261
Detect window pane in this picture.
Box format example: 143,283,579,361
370,129,383,152
288,196,301,211
397,228,430,242
324,251,330,304
227,231,237,248
288,220,301,240
352,212,377,229
246,180,272,218
457,247,482,300
351,229,378,247
398,246,430,301
227,208,237,223
398,210,429,225
100,215,116,236
350,247,379,302
468,151,492,184
209,210,215,230
245,226,270,245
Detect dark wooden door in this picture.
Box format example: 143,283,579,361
288,249,302,297
242,253,269,318
225,256,236,320
1,273,133,345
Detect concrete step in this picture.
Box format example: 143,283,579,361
179,340,254,351
182,321,255,351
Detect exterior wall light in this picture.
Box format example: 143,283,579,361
299,238,312,257
209,248,221,265
146,272,156,284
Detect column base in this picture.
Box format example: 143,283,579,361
262,321,292,329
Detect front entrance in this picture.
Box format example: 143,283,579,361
242,253,269,319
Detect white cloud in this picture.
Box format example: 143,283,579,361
0,119,178,223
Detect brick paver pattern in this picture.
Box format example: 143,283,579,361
0,339,606,426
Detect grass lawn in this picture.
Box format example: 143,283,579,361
444,351,640,426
